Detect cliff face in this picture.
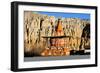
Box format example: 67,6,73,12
24,11,90,56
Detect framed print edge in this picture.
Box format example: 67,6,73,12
11,1,98,72
11,2,19,71
95,6,98,67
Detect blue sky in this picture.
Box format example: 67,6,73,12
33,11,90,20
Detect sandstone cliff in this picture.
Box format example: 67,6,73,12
24,11,90,56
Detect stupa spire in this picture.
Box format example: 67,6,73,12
56,19,64,36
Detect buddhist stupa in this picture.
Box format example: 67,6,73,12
41,19,70,56
56,19,64,36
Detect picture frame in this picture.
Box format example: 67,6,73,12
11,1,98,71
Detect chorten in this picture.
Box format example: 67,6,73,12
54,19,64,47
56,19,64,36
